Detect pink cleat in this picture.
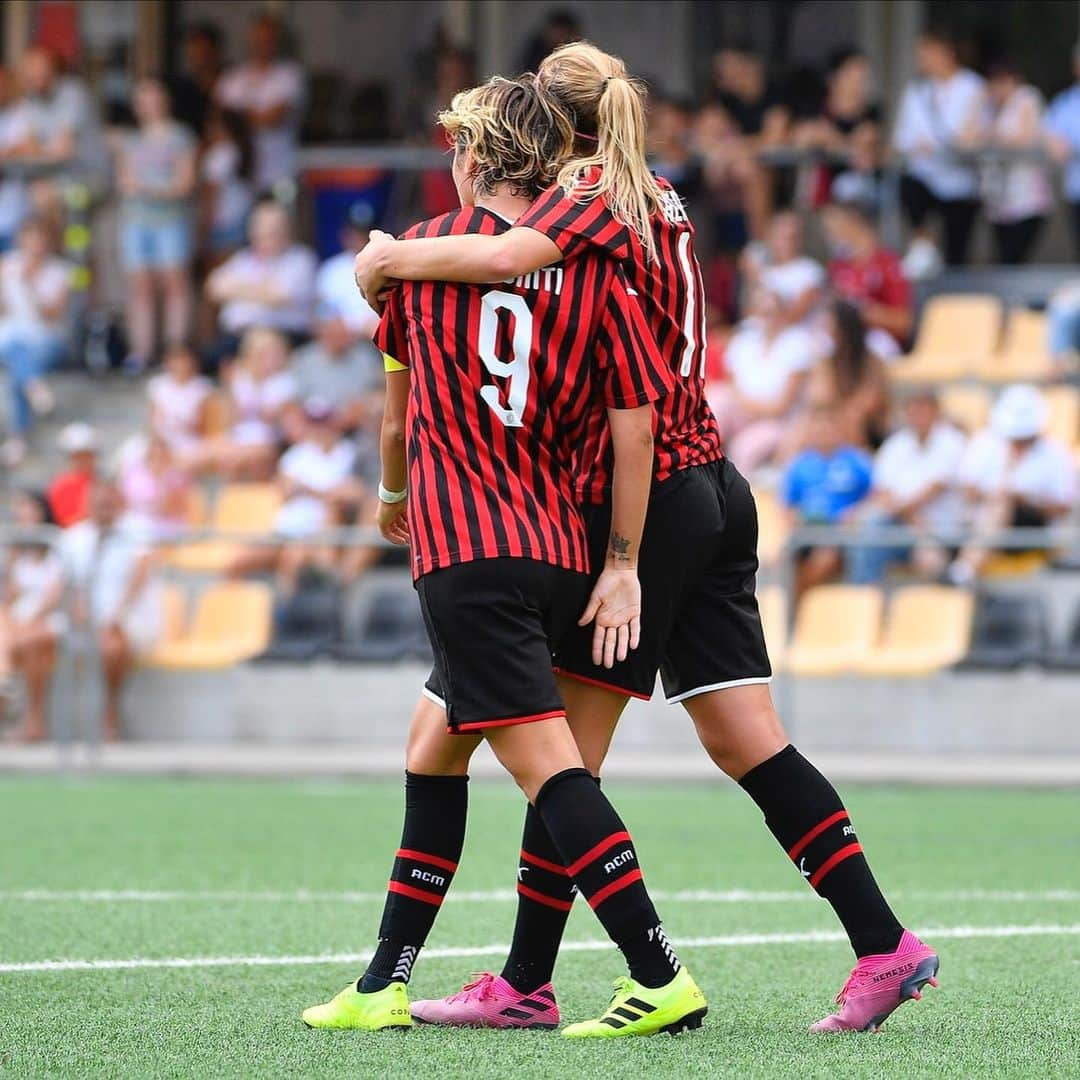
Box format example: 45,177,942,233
810,930,940,1033
410,972,560,1030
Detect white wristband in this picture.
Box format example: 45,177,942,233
378,483,408,504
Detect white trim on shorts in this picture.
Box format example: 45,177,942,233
421,686,447,710
665,675,772,706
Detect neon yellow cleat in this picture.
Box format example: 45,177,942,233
561,967,707,1039
302,982,413,1031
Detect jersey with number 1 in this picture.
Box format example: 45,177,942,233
517,171,724,504
376,205,672,581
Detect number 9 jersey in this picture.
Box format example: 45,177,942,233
376,205,673,582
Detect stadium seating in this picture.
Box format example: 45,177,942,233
754,488,789,568
165,483,282,573
890,295,1001,383
857,585,973,676
148,581,272,670
256,577,343,662
1041,601,1080,670
147,584,190,665
1043,385,1080,448
976,309,1054,383
332,581,431,662
785,584,883,675
939,385,992,434
757,584,787,671
956,592,1050,671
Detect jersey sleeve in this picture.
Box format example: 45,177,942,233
516,180,632,262
374,288,409,371
593,267,673,409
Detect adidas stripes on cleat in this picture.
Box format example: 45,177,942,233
411,972,560,1029
561,967,706,1039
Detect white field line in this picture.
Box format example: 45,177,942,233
1,923,1077,975
1,888,1078,904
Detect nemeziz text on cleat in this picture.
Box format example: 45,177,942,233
302,982,413,1031
411,972,559,1029
561,967,706,1039
810,930,940,1033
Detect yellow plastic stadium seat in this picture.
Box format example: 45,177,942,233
980,551,1049,579
857,586,973,676
186,486,209,527
1043,385,1080,448
165,483,282,573
939,385,991,434
149,582,272,670
757,584,788,672
890,295,1001,383
785,585,884,676
144,584,190,666
754,488,789,568
976,310,1054,382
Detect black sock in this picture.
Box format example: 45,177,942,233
739,745,903,958
500,783,600,993
533,768,680,989
360,771,467,991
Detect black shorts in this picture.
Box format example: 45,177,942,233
418,558,589,735
554,458,772,704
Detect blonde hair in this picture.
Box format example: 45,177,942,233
438,75,575,200
538,41,665,260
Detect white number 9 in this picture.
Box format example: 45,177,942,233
477,290,533,428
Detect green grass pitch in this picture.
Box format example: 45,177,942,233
3,775,1078,1077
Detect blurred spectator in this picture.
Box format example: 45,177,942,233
830,121,887,211
205,200,316,368
711,45,790,144
1047,280,1080,363
782,401,873,597
189,327,295,480
198,108,254,268
710,287,819,471
821,199,912,355
171,22,224,138
0,217,70,466
47,423,98,527
216,12,305,194
418,48,476,217
115,77,197,373
315,202,380,345
285,317,383,443
743,210,824,327
648,98,704,199
147,344,213,458
1044,42,1080,260
62,482,163,740
0,66,30,252
1,489,63,742
522,10,583,72
893,27,986,273
118,433,193,540
982,60,1051,264
848,392,967,584
951,385,1078,584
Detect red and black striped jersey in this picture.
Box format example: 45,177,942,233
517,170,724,503
377,205,672,581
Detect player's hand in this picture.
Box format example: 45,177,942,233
376,498,410,545
578,567,642,669
355,230,397,309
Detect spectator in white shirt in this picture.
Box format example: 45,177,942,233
710,288,820,471
893,28,986,273
950,385,1078,584
147,344,213,458
742,210,825,327
315,201,380,345
197,106,254,265
216,13,305,194
0,65,30,252
0,217,70,466
205,200,316,368
848,391,967,583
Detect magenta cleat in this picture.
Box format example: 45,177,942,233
410,972,560,1030
810,930,940,1033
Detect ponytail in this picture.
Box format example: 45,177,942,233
540,42,665,261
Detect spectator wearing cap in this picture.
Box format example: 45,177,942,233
950,385,1078,585
821,200,912,357
0,216,71,466
47,423,98,527
215,12,305,194
315,202,380,346
847,392,967,584
205,200,316,369
1044,42,1080,260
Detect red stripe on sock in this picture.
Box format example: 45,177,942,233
396,848,459,873
566,830,632,878
387,880,444,906
517,881,574,912
586,868,643,909
521,849,569,875
787,810,850,861
809,843,863,889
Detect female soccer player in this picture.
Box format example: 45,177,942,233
355,42,939,1035
302,74,707,1038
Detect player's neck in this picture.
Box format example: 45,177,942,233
475,190,532,225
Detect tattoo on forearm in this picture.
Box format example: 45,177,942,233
609,532,632,563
